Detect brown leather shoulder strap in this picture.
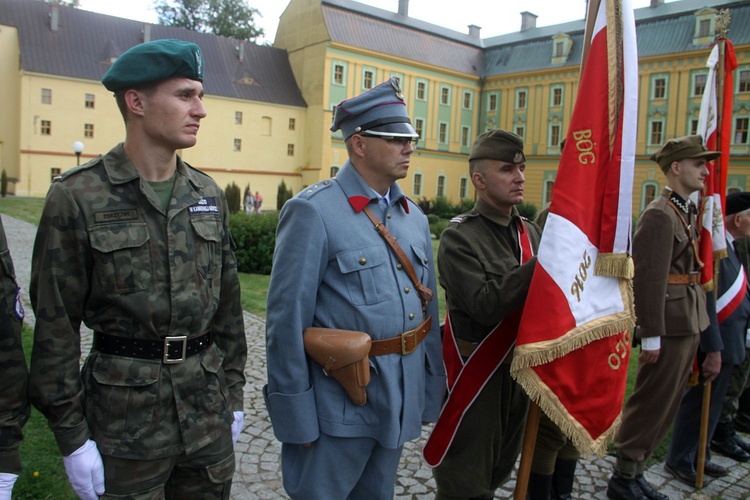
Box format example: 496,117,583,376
362,205,434,312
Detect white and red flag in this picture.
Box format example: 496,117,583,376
695,39,738,289
510,0,637,456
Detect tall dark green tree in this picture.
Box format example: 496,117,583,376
155,0,264,42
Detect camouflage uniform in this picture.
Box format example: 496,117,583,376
0,216,28,475
28,144,246,491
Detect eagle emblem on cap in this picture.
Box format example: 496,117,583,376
391,79,404,100
513,152,524,163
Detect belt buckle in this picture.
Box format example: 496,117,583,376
164,336,187,364
401,329,417,355
689,271,700,285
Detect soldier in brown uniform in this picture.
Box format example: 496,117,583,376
29,40,247,499
0,217,28,500
606,135,721,500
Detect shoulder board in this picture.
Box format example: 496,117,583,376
54,156,103,182
449,211,479,224
297,179,335,200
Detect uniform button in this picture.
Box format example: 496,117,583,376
306,189,312,193
409,313,415,320
387,213,392,219
397,263,403,270
323,181,330,185
424,258,429,264
404,287,411,293
359,258,367,265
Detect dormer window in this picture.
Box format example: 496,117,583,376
551,33,573,64
693,8,717,45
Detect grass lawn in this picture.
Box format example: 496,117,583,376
1,195,670,496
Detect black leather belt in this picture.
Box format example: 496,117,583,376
93,331,211,364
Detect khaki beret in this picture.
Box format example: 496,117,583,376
102,39,203,92
469,129,526,163
650,134,720,173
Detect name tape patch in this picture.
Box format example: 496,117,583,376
189,196,219,215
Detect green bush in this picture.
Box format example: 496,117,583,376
276,179,294,210
225,182,242,213
455,198,475,214
517,202,538,219
430,219,449,239
1,170,7,198
426,214,440,225
229,212,279,274
431,196,455,218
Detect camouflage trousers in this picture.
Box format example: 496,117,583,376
100,431,234,499
719,348,750,427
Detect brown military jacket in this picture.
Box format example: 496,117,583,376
633,188,710,339
29,144,246,459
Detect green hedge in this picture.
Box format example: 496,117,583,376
229,212,279,274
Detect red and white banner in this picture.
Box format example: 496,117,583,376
510,0,637,456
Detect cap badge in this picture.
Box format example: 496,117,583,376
391,79,404,100
513,152,524,163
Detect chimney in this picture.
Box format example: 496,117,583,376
398,0,408,17
143,23,151,43
650,0,664,7
468,24,481,38
520,11,538,32
50,3,59,31
237,43,245,62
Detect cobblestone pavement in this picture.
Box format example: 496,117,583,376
4,212,750,499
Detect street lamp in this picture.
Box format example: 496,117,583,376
73,141,84,166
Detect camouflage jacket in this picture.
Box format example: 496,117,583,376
29,144,246,459
0,216,28,474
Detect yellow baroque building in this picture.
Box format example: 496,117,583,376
1,0,749,215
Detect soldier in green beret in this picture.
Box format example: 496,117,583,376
29,39,246,499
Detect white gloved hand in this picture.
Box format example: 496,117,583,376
63,439,105,500
231,411,245,444
0,473,18,500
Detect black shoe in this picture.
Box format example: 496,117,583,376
702,460,728,478
663,463,697,487
735,416,750,434
734,434,750,454
634,474,669,500
607,473,649,500
711,437,750,462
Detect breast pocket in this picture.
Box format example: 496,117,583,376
89,223,151,293
336,246,390,306
191,218,222,279
410,244,431,284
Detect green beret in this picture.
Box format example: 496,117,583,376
102,39,204,91
469,129,526,163
650,134,720,173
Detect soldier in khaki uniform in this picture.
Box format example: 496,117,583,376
0,217,28,500
607,135,721,500
29,40,247,499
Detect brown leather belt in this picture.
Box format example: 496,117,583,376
667,272,700,285
369,316,432,356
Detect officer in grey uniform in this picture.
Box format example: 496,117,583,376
0,216,28,500
264,78,445,499
28,40,247,499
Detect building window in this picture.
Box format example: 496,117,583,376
439,123,448,143
333,64,345,85
544,179,554,205
84,123,94,139
689,119,699,136
437,175,446,197
330,166,340,177
463,91,472,110
413,173,422,196
440,86,451,105
41,88,52,104
416,80,427,101
739,70,750,93
287,144,295,156
235,111,243,124
233,139,242,151
549,124,561,147
735,117,749,144
649,120,664,146
261,116,272,136
85,94,95,109
515,126,525,139
414,118,424,142
653,77,666,99
554,41,564,57
50,168,61,182
516,90,527,109
41,120,51,135
642,182,659,211
363,69,374,90
459,178,468,200
551,87,563,107
693,73,707,97
488,94,497,112
288,118,296,130
698,18,711,37
461,126,470,147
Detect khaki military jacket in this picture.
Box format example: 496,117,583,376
438,199,542,343
29,144,246,459
633,189,710,339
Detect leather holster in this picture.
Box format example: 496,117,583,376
303,327,372,406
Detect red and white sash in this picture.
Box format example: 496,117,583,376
717,260,748,324
423,220,533,467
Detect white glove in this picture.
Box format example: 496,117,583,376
0,473,18,500
231,411,245,444
63,439,105,500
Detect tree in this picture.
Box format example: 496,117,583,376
155,0,264,42
225,182,241,213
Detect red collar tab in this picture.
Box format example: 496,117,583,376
348,196,371,213
400,198,409,214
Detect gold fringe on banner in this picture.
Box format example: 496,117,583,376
594,252,633,279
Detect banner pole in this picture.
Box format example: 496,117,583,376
513,402,541,500
696,381,712,489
